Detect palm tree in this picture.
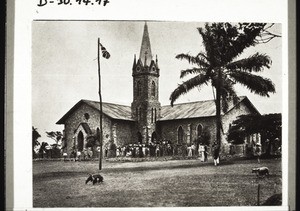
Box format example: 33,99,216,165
46,131,63,145
170,23,276,152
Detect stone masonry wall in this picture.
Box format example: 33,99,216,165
112,119,134,147
64,103,112,157
221,101,257,154
158,101,258,156
158,116,216,146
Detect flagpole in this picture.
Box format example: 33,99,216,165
97,37,103,170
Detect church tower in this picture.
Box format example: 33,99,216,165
131,22,161,144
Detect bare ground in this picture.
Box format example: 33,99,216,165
33,158,282,207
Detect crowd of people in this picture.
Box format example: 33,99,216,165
64,140,221,166
103,140,211,161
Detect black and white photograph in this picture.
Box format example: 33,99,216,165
31,20,284,208
7,0,295,210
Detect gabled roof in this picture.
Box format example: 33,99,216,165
77,122,92,134
159,96,260,121
56,99,133,124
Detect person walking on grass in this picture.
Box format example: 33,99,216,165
212,141,220,166
255,143,262,163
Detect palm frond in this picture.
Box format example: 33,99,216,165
198,23,267,65
228,71,275,96
198,26,217,66
175,53,209,67
180,67,208,78
196,52,208,61
226,53,272,72
170,74,209,106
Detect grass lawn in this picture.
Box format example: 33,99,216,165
33,157,282,207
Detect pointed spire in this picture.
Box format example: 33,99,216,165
139,22,152,66
132,54,136,70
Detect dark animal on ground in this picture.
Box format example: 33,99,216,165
85,173,104,185
252,167,269,177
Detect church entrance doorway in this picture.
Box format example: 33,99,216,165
137,132,143,144
77,131,84,151
151,132,157,143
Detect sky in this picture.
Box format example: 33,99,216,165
32,21,282,143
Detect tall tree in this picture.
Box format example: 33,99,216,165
32,127,41,158
170,23,278,152
46,131,63,145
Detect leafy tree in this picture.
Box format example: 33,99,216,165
32,127,41,158
228,113,281,155
46,131,63,145
170,22,278,153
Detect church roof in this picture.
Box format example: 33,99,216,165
84,100,133,121
57,97,259,124
56,100,133,124
159,96,260,121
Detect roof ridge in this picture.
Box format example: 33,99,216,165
161,96,246,107
161,99,215,107
82,99,131,107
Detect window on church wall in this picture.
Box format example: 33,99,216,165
151,108,154,123
190,124,193,143
154,108,157,122
151,81,156,97
197,124,203,138
77,131,84,151
178,126,184,144
137,81,141,97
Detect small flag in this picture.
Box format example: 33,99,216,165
99,43,110,59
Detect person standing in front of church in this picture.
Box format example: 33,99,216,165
212,141,220,166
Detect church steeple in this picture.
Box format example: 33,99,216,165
131,22,161,144
139,22,152,66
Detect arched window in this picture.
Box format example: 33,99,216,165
189,124,193,144
178,126,184,144
197,124,203,138
137,81,141,96
151,81,156,96
77,131,84,151
151,108,154,123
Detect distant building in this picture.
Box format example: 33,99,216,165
56,23,261,157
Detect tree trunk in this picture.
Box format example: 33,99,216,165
216,68,222,149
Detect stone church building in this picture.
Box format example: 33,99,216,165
56,23,261,157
